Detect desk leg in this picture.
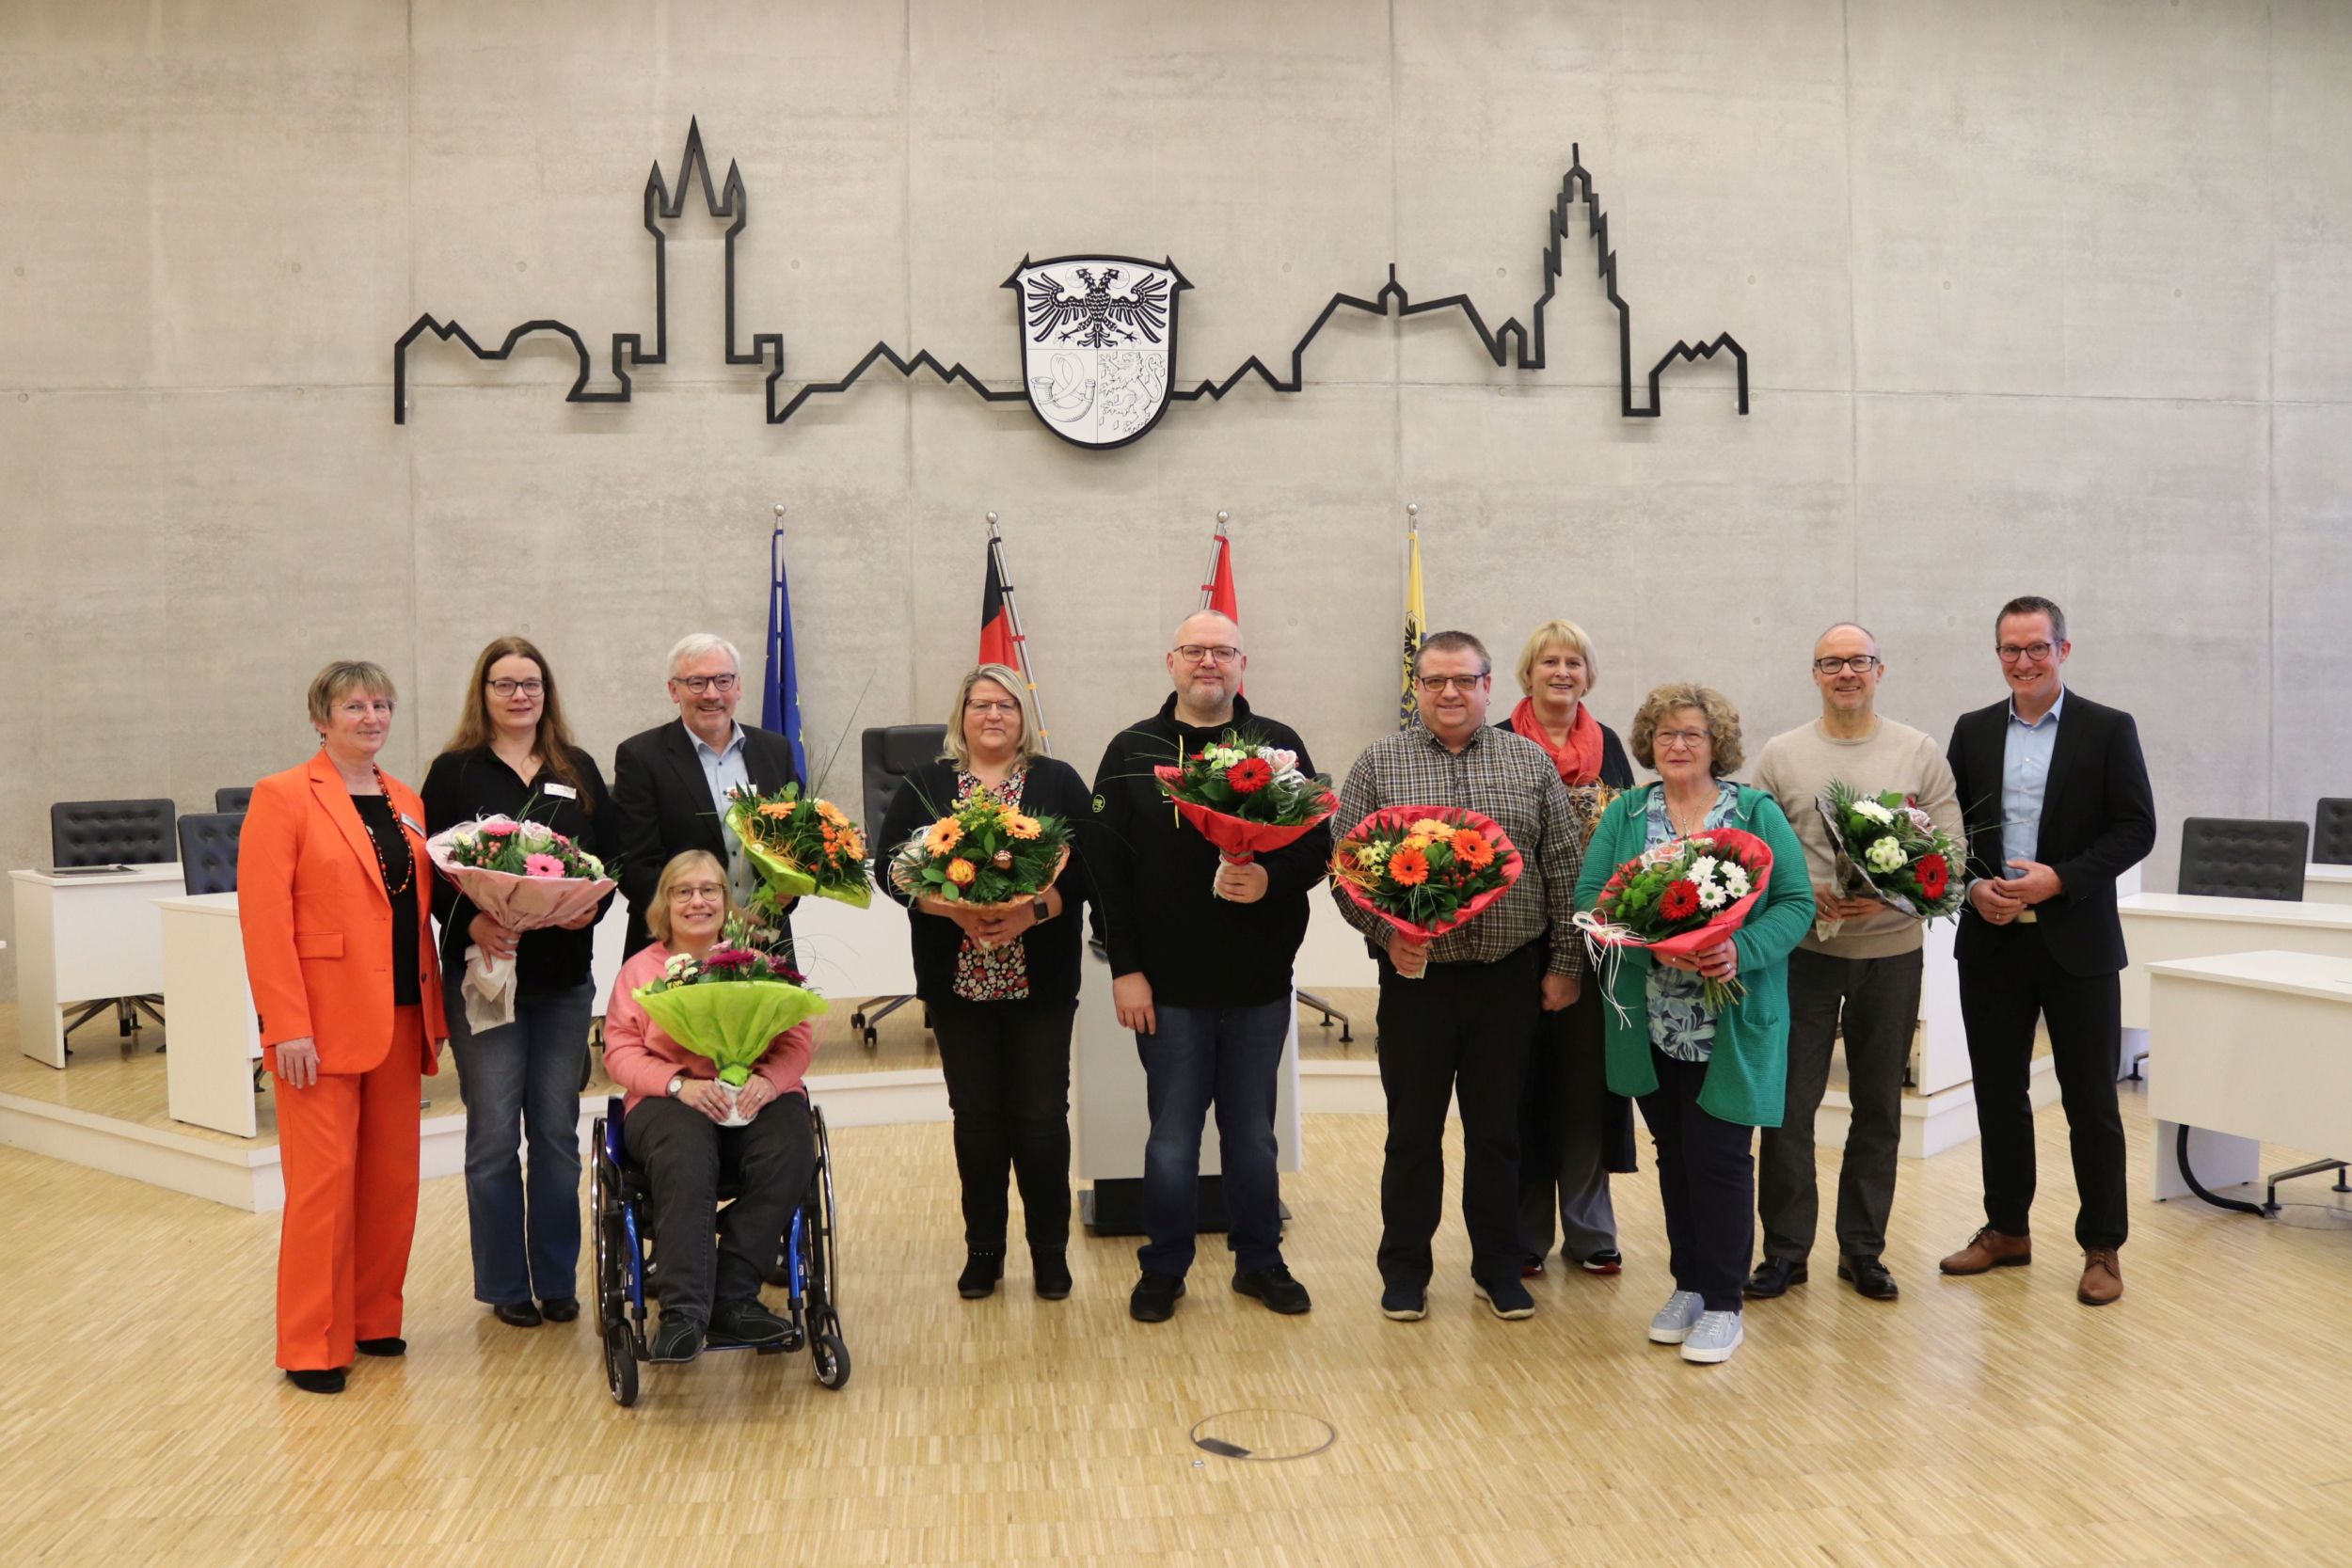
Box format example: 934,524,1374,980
2153,1118,2262,1206
12,879,66,1069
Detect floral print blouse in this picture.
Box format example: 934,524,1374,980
952,768,1030,1003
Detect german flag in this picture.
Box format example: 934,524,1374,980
978,541,1016,670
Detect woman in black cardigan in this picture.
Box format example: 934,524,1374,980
872,663,1092,1302
1496,619,1639,1280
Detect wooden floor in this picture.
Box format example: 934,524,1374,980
4,1063,2351,1568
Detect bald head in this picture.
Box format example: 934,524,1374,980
1173,610,1242,652
1168,610,1245,724
1813,622,1878,659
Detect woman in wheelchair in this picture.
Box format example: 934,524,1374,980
602,850,817,1363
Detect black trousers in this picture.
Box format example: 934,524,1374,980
1375,944,1537,1288
1517,980,1624,1263
623,1091,816,1326
1637,1048,1756,1313
1758,946,1921,1263
930,996,1074,1252
1958,921,2128,1249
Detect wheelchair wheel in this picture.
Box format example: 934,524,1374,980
811,1324,850,1391
602,1320,639,1407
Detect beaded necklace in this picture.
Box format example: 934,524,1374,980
358,766,416,897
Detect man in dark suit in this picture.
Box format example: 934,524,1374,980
1939,596,2155,1307
612,633,801,957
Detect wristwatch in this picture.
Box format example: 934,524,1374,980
665,1073,686,1099
1031,893,1050,923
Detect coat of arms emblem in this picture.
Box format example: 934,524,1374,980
1004,254,1190,450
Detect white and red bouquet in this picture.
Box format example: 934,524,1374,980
1574,828,1774,1011
1154,729,1339,899
1814,780,1964,939
1328,807,1524,974
427,805,615,1024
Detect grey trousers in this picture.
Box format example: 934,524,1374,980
1757,945,1921,1263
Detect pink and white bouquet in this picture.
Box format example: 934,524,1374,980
427,807,616,1024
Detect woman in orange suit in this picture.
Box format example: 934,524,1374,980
239,660,448,1394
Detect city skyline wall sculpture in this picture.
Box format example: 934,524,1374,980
393,121,1750,451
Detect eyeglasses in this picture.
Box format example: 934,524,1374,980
964,701,1021,717
1415,673,1489,695
1654,729,1711,750
668,882,725,903
1174,644,1241,665
1995,642,2056,663
1813,656,1881,674
672,673,739,694
486,678,544,697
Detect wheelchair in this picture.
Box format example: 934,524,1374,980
590,1094,850,1407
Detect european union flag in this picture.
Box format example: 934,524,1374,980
762,517,808,782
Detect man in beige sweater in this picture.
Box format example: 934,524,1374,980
1744,624,1965,1303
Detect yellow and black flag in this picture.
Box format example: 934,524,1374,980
1398,518,1425,728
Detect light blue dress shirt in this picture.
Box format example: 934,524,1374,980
689,721,754,905
2000,688,2065,879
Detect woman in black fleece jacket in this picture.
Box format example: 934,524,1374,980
871,664,1093,1303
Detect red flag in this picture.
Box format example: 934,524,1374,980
978,542,1016,669
1201,531,1243,695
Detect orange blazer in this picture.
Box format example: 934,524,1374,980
238,752,446,1076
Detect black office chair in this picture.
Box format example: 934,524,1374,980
2314,799,2352,866
215,785,253,815
2176,817,2310,902
848,724,949,1051
178,812,246,897
49,798,176,1046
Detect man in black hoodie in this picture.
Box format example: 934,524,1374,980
1087,610,1332,1323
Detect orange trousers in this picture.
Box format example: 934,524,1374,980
274,1006,424,1370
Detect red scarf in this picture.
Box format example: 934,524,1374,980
1511,697,1606,786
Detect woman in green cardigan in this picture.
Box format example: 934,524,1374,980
1574,684,1815,1366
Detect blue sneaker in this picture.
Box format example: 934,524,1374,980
1647,1290,1705,1344
1679,1309,1744,1364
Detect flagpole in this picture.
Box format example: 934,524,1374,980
1197,509,1230,610
985,511,1051,755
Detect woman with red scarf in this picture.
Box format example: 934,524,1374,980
1498,620,1637,1280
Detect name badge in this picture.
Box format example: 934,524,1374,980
542,782,579,800
399,811,426,836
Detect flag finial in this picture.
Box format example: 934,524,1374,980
985,511,999,525
1216,509,1230,525
1406,501,1420,518
773,502,787,519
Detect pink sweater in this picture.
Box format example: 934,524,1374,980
602,943,816,1114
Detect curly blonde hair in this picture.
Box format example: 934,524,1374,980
1628,683,1744,777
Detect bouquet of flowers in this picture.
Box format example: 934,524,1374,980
1153,730,1339,899
633,943,828,1126
887,787,1073,942
1573,828,1774,1012
723,782,871,911
1813,780,1965,939
427,808,618,1026
1327,807,1524,973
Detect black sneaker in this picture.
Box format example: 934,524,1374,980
709,1297,791,1345
492,1300,543,1327
1129,1272,1185,1323
1743,1257,1808,1299
1232,1265,1311,1315
1472,1276,1537,1320
958,1250,1005,1300
1837,1255,1899,1301
1578,1249,1624,1275
1379,1282,1428,1322
540,1296,581,1323
648,1312,706,1363
1032,1249,1073,1301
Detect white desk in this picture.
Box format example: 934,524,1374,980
787,895,919,1004
154,892,262,1136
10,863,184,1069
2145,951,2352,1204
2116,893,2352,1030
2304,863,2352,908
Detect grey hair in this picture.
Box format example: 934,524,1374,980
666,632,742,677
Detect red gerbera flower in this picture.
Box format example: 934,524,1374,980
1916,853,1949,900
1226,757,1274,794
1660,879,1702,921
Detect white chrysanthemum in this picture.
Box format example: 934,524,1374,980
1689,855,1720,886
1852,799,1896,827
1696,879,1728,910
1864,835,1906,874
664,953,700,980
1721,864,1752,899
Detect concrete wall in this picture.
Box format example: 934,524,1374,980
4,0,2349,997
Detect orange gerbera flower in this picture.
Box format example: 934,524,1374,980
1007,814,1042,840
817,800,850,828
757,801,796,818
1408,818,1455,841
925,818,963,855
1451,830,1494,869
1389,846,1431,887
839,832,864,861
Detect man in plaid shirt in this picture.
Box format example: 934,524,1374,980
1332,630,1587,1323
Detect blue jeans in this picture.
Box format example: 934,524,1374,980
1136,998,1289,1279
445,976,593,1305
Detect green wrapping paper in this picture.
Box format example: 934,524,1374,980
729,804,874,910
633,978,831,1085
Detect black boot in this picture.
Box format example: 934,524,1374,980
958,1250,1005,1300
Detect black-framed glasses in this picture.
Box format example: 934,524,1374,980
1415,673,1488,695
1174,644,1241,664
486,677,545,697
1995,642,2056,663
672,673,739,694
1812,656,1882,674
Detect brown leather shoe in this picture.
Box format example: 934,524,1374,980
2077,1248,2122,1306
1939,1226,2032,1275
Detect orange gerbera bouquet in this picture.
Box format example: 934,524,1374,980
723,783,871,910
1328,806,1524,950
886,786,1073,926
